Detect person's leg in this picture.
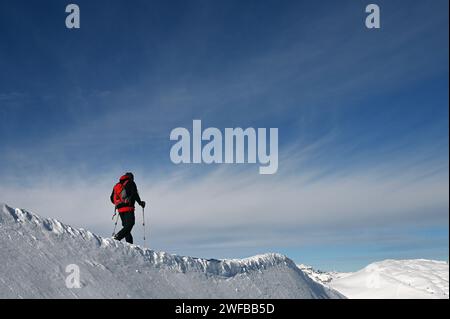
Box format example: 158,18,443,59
124,213,135,244
114,213,127,241
115,212,135,243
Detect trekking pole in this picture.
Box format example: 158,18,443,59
112,210,119,237
142,206,147,248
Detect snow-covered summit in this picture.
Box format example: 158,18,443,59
0,203,342,298
298,260,449,299
330,259,449,299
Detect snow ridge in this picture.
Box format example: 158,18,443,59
0,203,343,298
1,203,291,276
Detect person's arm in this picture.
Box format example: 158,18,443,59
137,193,145,207
131,182,145,207
110,189,115,204
135,188,142,205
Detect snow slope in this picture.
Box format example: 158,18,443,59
298,261,449,299
329,259,449,299
0,203,342,299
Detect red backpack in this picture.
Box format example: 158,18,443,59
113,178,132,212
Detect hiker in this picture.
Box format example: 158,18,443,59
110,172,146,244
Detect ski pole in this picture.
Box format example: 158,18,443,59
112,210,119,236
142,206,146,248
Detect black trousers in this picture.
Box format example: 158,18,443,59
115,211,135,244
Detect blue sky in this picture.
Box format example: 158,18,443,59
0,0,448,271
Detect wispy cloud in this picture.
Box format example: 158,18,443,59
1,134,447,265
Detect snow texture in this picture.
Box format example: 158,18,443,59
0,203,342,299
298,261,449,299
330,259,449,299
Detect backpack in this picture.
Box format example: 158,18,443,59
113,180,131,208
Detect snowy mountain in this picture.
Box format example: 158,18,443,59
297,264,350,285
298,261,449,299
0,203,342,299
330,259,449,299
